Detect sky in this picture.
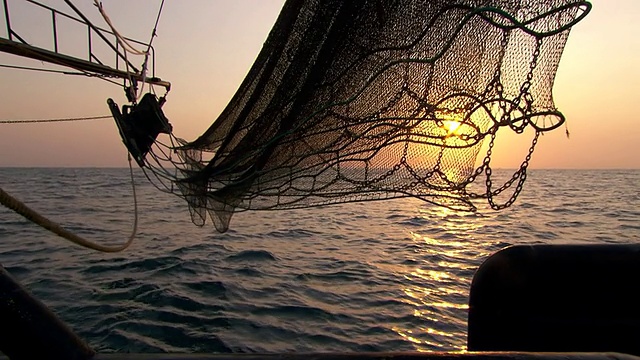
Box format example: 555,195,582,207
0,0,638,169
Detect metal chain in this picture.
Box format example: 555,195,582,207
485,131,540,210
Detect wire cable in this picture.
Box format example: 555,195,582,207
0,63,86,75
0,115,111,124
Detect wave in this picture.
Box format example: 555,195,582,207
225,250,277,262
1,168,638,352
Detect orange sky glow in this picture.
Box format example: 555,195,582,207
0,0,638,169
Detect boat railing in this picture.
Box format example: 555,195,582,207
0,0,170,89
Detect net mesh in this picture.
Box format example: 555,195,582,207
150,0,590,232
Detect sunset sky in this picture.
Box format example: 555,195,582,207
0,0,638,169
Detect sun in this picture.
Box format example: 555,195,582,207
442,120,462,138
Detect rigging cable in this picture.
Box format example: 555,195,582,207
0,156,139,253
0,46,126,87
0,115,111,124
145,0,165,54
139,0,167,98
0,63,86,75
0,63,122,86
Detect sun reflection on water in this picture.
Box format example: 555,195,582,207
419,206,485,234
388,203,494,351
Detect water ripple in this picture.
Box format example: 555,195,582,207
0,168,638,352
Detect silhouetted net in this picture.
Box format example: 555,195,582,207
146,0,590,232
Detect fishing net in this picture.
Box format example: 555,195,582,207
147,0,591,232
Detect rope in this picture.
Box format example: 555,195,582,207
0,157,139,253
93,0,167,100
92,0,142,101
93,1,148,56
0,115,111,124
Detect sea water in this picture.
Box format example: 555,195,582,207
0,168,638,353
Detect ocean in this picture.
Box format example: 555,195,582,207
0,168,639,353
